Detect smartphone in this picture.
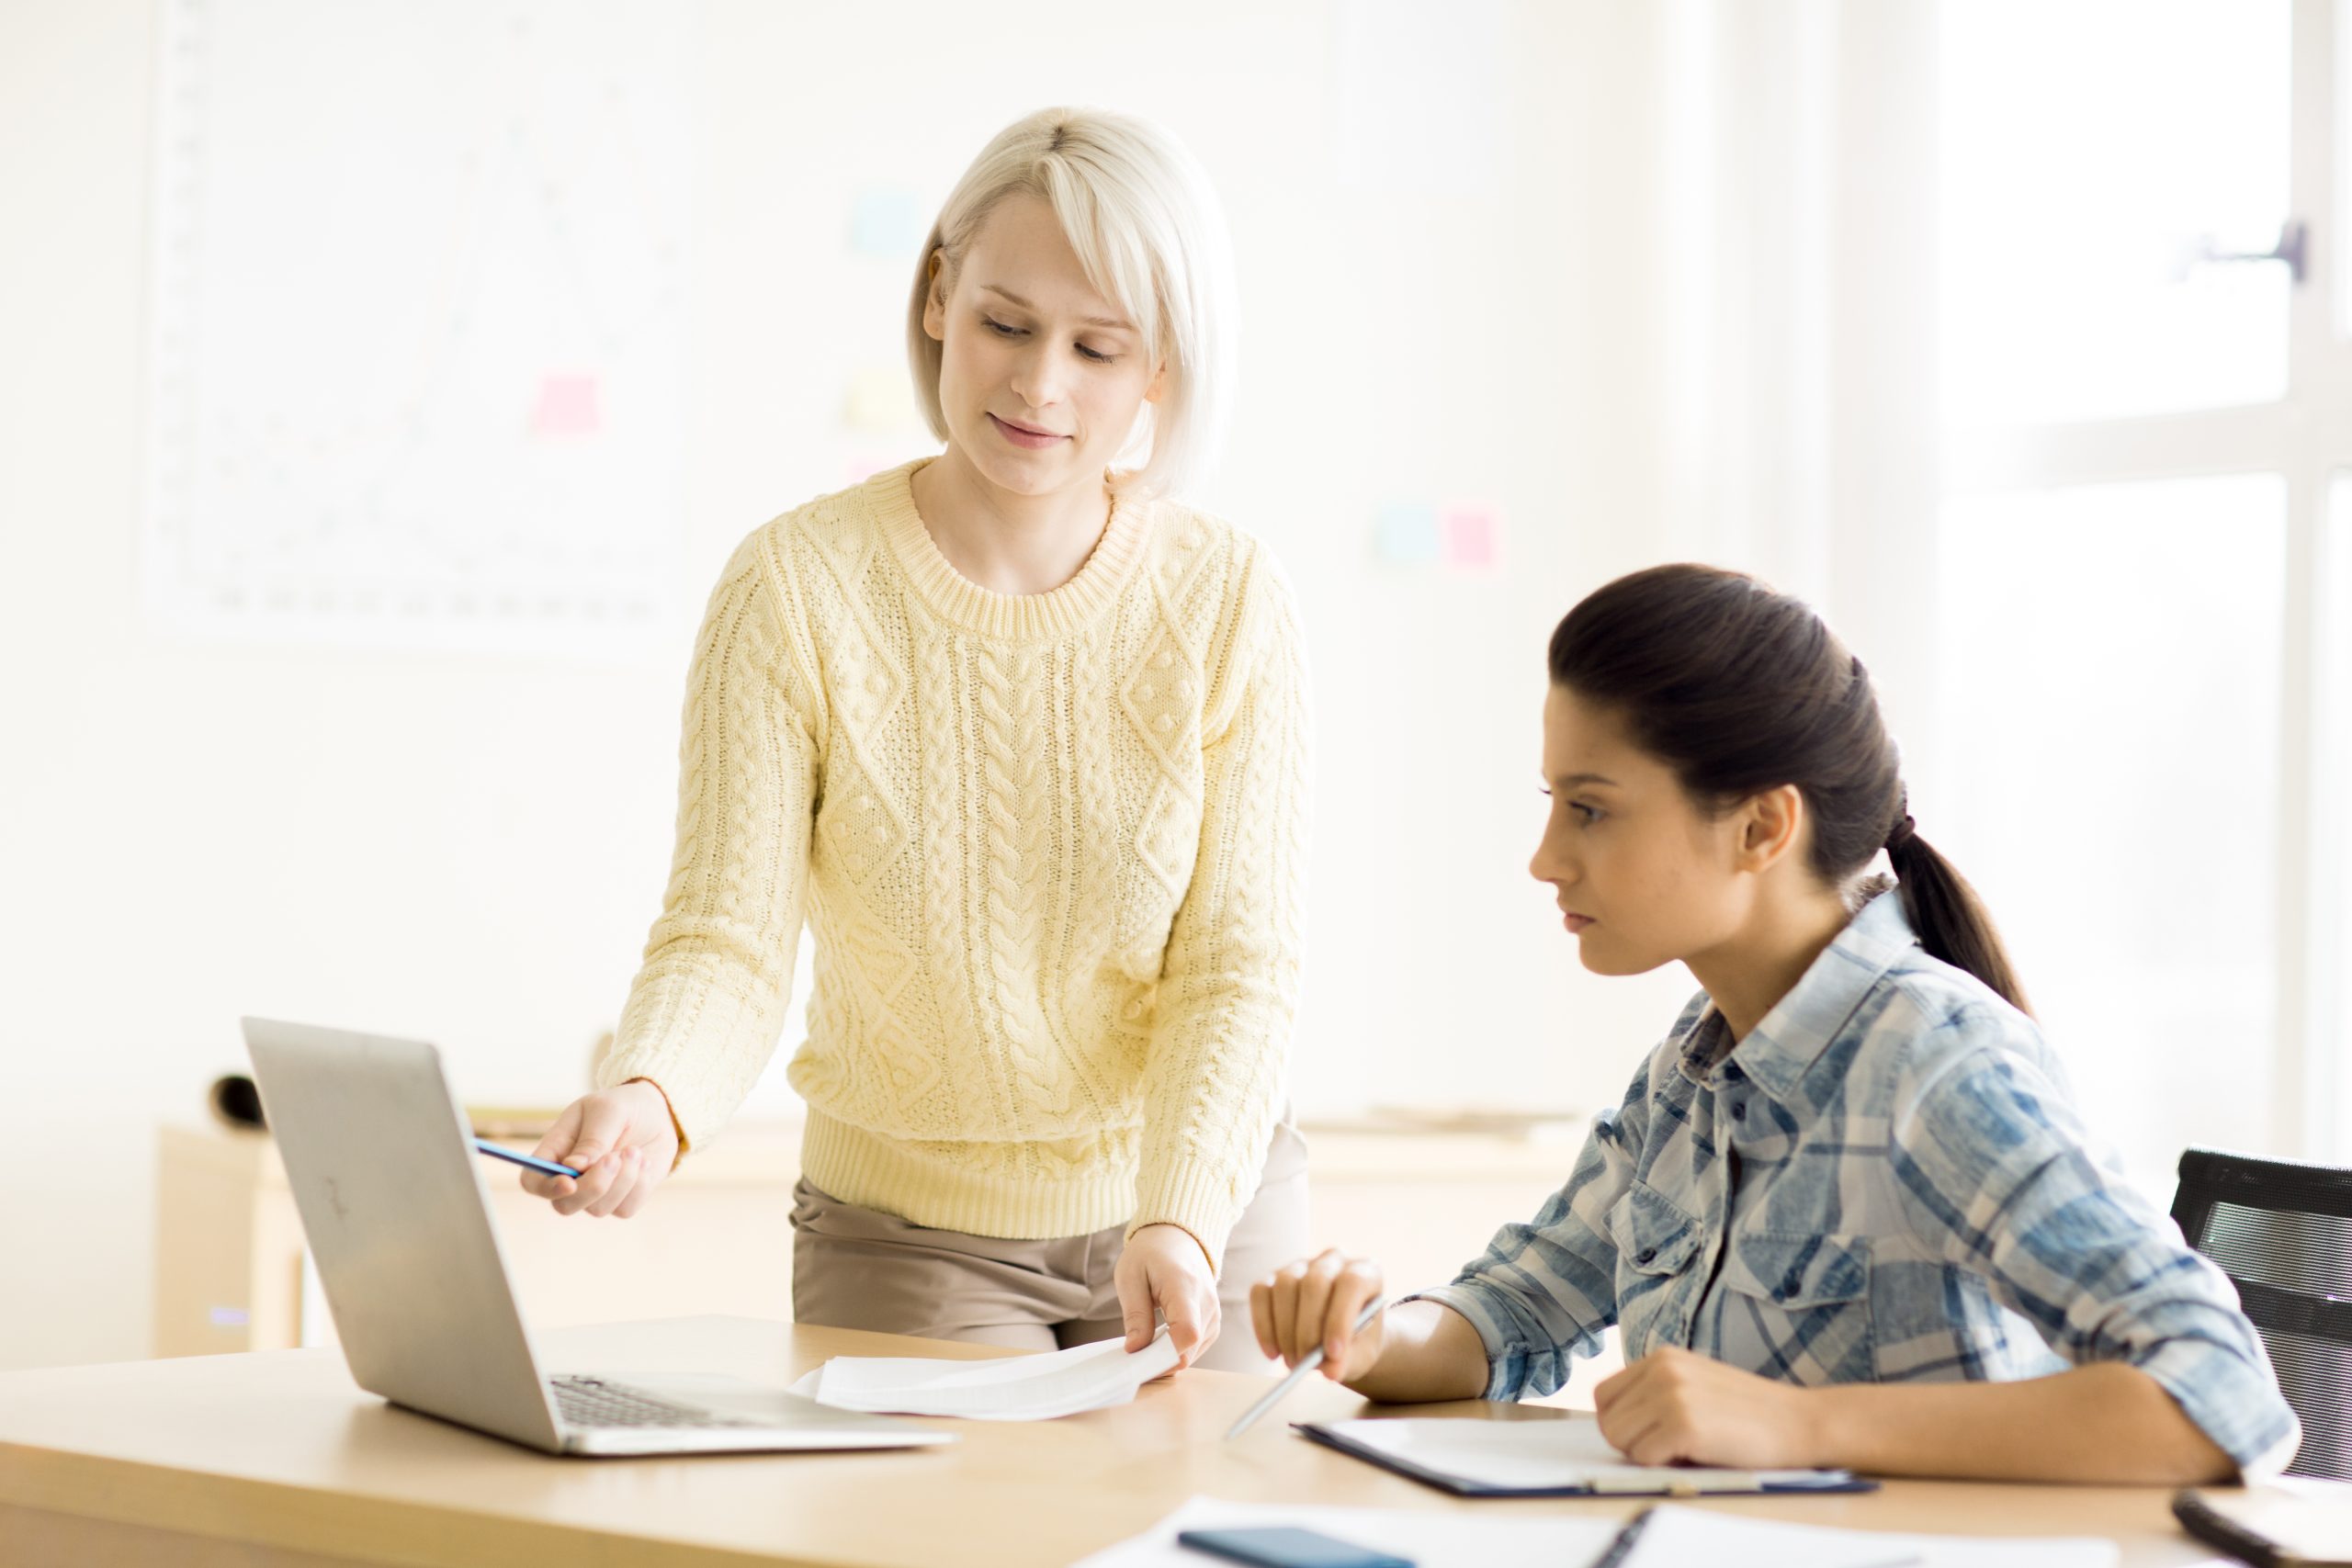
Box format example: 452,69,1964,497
470,1137,582,1179
1175,1526,1415,1568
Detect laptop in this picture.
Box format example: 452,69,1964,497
240,1016,955,1458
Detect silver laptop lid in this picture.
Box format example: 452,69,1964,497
241,1018,565,1451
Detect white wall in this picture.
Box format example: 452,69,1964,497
0,0,1700,1369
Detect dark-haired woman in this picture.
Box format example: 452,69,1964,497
1248,564,2297,1483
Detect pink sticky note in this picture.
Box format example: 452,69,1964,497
529,373,602,437
1442,506,1497,570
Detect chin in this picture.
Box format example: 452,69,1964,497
1576,939,1666,978
960,421,1090,493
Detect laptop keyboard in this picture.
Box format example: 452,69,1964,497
549,1374,758,1429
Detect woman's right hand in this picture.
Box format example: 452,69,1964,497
519,1080,682,1218
1250,1247,1387,1383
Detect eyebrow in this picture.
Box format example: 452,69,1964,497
980,284,1135,333
1549,773,1619,789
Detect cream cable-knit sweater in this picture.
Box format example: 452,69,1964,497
595,457,1311,1263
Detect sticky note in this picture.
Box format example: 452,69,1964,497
844,366,921,433
1442,506,1498,569
528,372,601,437
850,186,926,258
1374,502,1441,564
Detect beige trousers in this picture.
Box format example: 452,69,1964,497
790,1119,1310,1373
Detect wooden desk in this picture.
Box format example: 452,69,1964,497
0,1316,2223,1568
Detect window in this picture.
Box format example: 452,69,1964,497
1935,0,2350,1190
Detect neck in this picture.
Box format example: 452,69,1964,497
1686,883,1855,1044
909,446,1113,596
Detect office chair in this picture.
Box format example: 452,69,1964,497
2172,1147,2352,1479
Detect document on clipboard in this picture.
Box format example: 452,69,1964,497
1295,1413,1876,1498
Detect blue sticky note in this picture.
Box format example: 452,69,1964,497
1374,502,1441,564
850,186,925,257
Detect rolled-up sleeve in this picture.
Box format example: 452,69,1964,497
1403,1063,1647,1402
1889,1030,2302,1475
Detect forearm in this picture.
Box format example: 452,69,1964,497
1806,1364,2234,1483
1342,1302,1492,1405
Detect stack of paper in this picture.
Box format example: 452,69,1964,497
788,1327,1180,1421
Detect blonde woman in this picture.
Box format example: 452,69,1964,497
520,107,1310,1374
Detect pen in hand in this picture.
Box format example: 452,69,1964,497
1224,1297,1385,1440
471,1136,581,1180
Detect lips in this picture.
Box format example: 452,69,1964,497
989,412,1068,447
1561,911,1595,933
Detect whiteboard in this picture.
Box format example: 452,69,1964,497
142,0,694,658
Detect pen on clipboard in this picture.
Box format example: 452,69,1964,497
1224,1298,1385,1440
471,1136,581,1179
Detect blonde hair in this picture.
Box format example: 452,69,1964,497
908,107,1235,498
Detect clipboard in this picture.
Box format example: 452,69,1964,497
1295,1416,1879,1499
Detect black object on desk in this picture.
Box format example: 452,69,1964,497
1176,1525,1414,1568
2174,1487,2352,1567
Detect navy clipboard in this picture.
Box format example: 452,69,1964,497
1295,1417,1880,1499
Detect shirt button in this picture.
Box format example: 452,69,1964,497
1635,1247,1657,1266
1731,1100,1747,1122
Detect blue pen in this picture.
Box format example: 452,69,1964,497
470,1136,582,1179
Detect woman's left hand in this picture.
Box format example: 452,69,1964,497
1591,1345,1823,1468
1114,1223,1220,1373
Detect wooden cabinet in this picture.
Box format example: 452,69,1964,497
153,1122,804,1357
153,1120,1617,1392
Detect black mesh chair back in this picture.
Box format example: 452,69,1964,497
2171,1147,2352,1479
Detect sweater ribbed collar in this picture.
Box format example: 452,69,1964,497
870,456,1154,642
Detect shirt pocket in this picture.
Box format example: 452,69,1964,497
1715,1230,1875,1384
1609,1181,1703,1352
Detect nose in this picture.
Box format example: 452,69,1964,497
1008,339,1066,412
1529,825,1575,888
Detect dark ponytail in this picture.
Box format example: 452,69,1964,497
1547,565,2032,1017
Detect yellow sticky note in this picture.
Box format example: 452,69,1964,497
844,367,920,433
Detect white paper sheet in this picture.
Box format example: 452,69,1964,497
1623,1506,2120,1568
1316,1414,1853,1494
1069,1495,1617,1567
788,1327,1182,1421
1072,1498,2119,1568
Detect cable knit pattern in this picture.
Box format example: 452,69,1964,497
597,457,1311,1262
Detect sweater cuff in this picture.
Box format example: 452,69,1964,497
619,1076,691,1171
593,1027,738,1155
1128,1157,1247,1271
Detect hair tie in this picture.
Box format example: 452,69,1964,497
1885,813,1917,854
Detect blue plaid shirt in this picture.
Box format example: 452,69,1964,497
1409,888,2301,1475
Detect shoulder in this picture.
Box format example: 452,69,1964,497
1134,495,1306,709
1852,952,2075,1133
747,466,902,570
1138,494,1298,618
707,464,914,620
